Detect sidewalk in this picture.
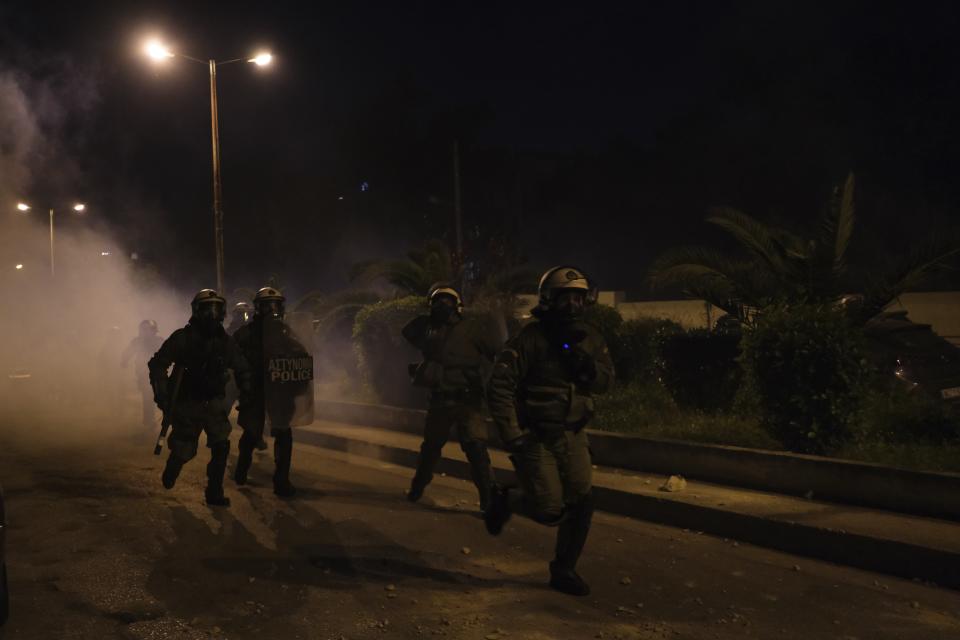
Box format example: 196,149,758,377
297,419,960,590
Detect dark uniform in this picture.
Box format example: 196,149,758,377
232,287,308,497
485,266,614,596
148,290,252,506
122,320,164,428
227,302,253,335
403,285,504,511
224,301,261,448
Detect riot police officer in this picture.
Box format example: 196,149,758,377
402,283,504,512
484,266,614,596
233,287,310,497
224,300,265,449
148,289,252,506
227,301,253,334
122,319,164,429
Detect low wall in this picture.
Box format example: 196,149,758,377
315,399,960,521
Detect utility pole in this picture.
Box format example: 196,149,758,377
209,59,225,295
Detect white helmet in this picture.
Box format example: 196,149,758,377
536,266,597,310
191,289,226,321
254,287,285,319
427,282,464,313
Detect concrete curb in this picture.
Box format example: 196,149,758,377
295,425,960,590
314,399,960,521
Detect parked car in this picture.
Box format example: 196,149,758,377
1,483,8,626
864,310,960,410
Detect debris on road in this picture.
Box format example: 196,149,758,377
660,475,687,492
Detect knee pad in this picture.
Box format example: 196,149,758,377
168,437,198,463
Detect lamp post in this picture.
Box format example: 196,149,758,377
15,202,86,277
145,39,272,294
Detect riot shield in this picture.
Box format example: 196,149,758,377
263,311,315,430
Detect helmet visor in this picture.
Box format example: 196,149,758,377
257,300,284,319
195,301,225,322
553,289,588,317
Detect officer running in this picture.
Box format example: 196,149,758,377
148,289,252,506
402,283,504,512
484,266,614,596
224,300,266,450
232,287,307,497
121,319,164,429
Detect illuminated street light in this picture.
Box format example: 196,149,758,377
15,264,23,270
142,39,274,294
249,52,272,66
145,39,174,61
14,200,89,276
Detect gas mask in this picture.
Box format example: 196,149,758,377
193,302,225,335
430,296,458,324
256,300,284,320
550,289,587,323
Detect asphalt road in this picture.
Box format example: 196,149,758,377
1,416,959,640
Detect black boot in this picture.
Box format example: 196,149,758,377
408,439,442,502
205,441,231,507
484,485,513,535
549,562,590,596
462,440,494,513
162,456,182,490
234,434,256,485
406,478,426,503
273,430,296,498
549,491,594,596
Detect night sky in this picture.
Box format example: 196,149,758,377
3,0,960,298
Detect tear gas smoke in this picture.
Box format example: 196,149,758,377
0,64,189,445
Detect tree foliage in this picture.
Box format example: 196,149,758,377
649,173,959,324
349,239,454,297
740,303,868,454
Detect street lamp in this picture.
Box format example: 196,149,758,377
15,201,86,276
144,38,273,294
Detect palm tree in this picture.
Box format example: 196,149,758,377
293,289,381,330
349,238,455,297
649,174,959,325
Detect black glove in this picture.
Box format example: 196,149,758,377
504,432,532,453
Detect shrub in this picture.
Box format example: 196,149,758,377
660,329,741,411
593,379,679,432
582,306,687,386
582,303,623,348
314,303,367,384
593,379,780,449
740,303,868,454
856,386,960,445
353,296,428,408
612,318,683,384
